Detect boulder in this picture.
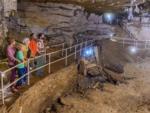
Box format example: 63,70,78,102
104,63,124,74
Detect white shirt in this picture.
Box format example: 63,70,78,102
37,39,45,53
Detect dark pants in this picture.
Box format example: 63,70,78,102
8,65,17,89
9,65,17,83
17,67,27,86
35,55,45,76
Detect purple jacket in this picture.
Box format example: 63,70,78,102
7,45,16,66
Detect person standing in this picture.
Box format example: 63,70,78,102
29,33,39,58
128,7,134,22
28,33,39,68
6,38,20,92
16,44,27,86
37,33,45,53
36,33,46,76
22,38,30,59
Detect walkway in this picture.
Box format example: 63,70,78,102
0,39,95,105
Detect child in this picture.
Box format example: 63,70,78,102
22,38,30,59
16,44,27,86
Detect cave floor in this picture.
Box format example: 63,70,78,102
48,57,150,113
44,40,150,113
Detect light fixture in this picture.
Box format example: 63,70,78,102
129,46,138,54
105,13,115,22
106,13,112,21
83,47,94,57
109,33,114,37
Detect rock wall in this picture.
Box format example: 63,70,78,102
0,0,17,57
11,2,104,45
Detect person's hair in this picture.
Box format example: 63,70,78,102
8,37,15,45
30,33,34,39
16,43,22,50
38,33,43,39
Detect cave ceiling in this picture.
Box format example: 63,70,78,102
18,0,133,13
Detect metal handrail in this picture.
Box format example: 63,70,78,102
0,39,95,104
111,37,150,49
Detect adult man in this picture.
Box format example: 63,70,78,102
29,33,39,58
28,33,39,69
35,33,46,76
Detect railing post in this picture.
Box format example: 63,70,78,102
136,41,138,48
69,41,72,52
90,40,93,47
69,47,71,53
76,39,78,44
27,59,30,85
75,45,77,60
134,39,136,47
148,41,149,49
65,49,68,66
85,41,87,47
62,43,65,56
144,41,147,49
48,54,51,74
1,72,5,104
123,39,124,48
80,43,82,56
45,47,47,55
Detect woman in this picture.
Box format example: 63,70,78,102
6,38,20,92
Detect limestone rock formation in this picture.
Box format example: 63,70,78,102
10,2,104,45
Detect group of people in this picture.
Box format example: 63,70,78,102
6,33,46,93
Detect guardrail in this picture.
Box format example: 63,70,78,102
0,38,86,65
122,22,136,39
0,39,95,105
112,38,150,49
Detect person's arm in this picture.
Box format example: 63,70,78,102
36,43,40,55
17,51,24,62
7,47,20,63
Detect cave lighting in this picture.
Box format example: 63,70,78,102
106,13,112,21
129,46,138,54
105,13,115,22
109,33,114,37
83,47,94,57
